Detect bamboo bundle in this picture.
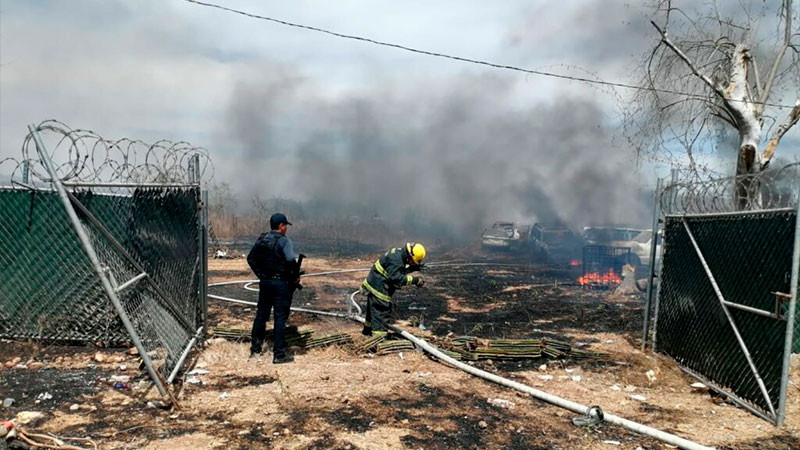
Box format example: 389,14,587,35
377,340,415,355
570,348,608,360
358,334,387,352
213,326,313,346
444,335,606,361
302,333,353,349
470,346,542,360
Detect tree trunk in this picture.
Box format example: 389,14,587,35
734,128,761,210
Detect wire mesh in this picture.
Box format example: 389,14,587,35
656,210,797,421
0,185,202,378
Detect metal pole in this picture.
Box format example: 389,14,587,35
27,124,167,397
200,189,209,341
167,327,203,383
642,177,662,350
777,189,800,426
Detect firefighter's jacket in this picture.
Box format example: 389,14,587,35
362,247,419,302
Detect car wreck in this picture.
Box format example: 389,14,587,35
529,222,584,265
481,221,524,250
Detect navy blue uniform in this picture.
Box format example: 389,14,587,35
247,230,297,358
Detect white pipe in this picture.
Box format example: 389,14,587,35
208,282,713,450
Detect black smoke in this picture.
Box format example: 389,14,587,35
223,70,650,239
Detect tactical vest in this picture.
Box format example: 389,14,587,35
247,232,288,281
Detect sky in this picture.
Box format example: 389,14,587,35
1,0,797,233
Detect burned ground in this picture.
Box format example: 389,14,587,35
1,251,799,449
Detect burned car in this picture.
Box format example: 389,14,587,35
481,221,524,250
529,222,584,264
582,226,654,269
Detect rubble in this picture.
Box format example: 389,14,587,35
15,411,44,424
488,398,515,409
5,357,21,368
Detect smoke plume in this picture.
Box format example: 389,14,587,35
223,69,649,238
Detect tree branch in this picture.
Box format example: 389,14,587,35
650,20,730,102
761,99,800,169
759,0,792,112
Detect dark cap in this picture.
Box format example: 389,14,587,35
270,213,292,228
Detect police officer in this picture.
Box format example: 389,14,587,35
361,243,427,336
247,213,299,364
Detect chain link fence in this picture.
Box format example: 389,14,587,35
0,186,203,378
643,162,799,425
1,121,210,394
0,187,127,342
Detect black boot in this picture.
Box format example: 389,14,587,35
250,341,263,358
361,326,372,336
273,354,294,364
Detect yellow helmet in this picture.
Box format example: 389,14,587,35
406,242,426,264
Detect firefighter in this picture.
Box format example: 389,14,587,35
247,213,300,364
361,242,427,336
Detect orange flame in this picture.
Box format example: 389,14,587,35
578,269,621,286
569,259,581,267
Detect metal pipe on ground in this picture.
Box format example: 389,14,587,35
207,280,713,450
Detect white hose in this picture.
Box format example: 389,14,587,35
207,280,713,450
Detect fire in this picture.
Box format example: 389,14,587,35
578,269,621,286
569,259,581,267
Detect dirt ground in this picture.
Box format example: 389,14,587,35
2,249,799,449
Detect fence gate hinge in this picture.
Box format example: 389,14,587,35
772,292,791,319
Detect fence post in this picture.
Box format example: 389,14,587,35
201,189,209,341
26,124,167,396
777,187,800,426
22,161,29,184
642,178,662,351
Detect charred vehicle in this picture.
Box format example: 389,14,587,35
481,221,524,250
529,222,584,264
582,226,655,269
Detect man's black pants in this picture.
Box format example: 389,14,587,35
250,279,292,357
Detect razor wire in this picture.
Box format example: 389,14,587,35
660,162,799,215
0,119,213,185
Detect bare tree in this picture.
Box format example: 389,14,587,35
626,0,799,205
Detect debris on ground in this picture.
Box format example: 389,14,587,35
14,412,44,425
488,398,515,409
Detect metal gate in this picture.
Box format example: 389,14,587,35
0,121,211,396
642,163,799,425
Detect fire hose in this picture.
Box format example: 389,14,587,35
207,264,713,450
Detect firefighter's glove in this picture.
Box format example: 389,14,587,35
408,263,425,273
413,278,425,288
